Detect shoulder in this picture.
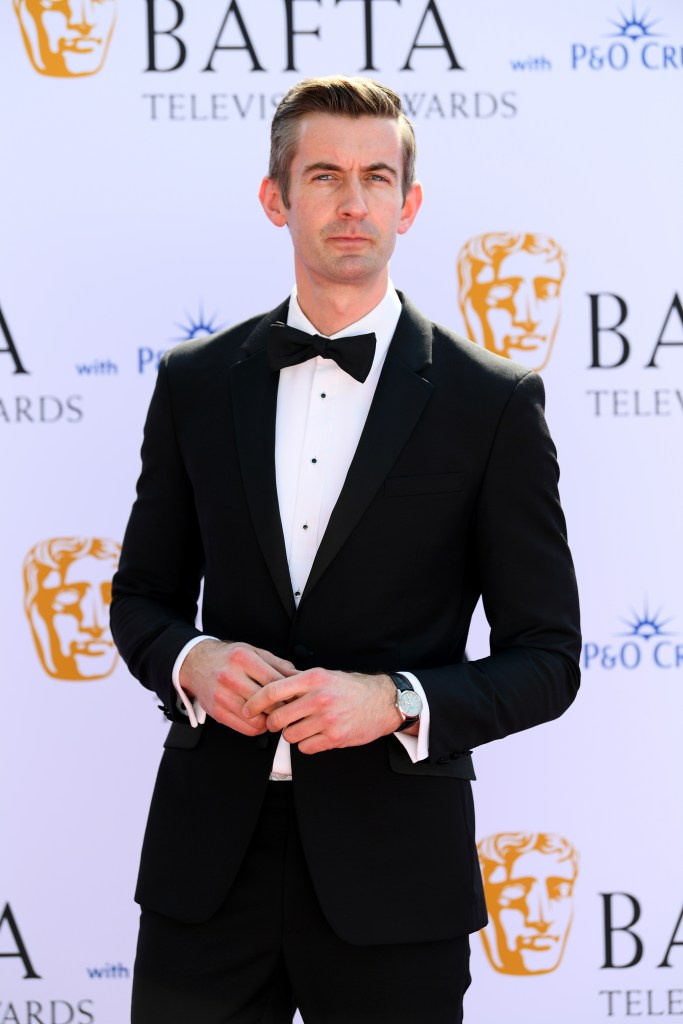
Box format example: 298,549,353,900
432,320,533,388
160,297,289,379
435,328,547,434
398,293,541,402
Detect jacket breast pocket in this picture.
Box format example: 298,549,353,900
384,472,467,498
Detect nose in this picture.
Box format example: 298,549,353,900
67,0,96,32
524,883,551,933
337,177,369,219
79,587,107,638
512,281,540,332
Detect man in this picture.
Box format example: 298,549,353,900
111,76,580,1024
477,832,579,976
457,232,566,371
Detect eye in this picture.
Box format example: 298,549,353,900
485,283,516,306
536,279,561,301
548,879,573,901
497,882,530,907
51,588,82,612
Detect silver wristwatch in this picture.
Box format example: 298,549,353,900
389,672,423,732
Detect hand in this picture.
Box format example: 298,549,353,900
242,668,402,754
179,640,297,737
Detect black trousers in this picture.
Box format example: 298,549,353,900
132,783,471,1024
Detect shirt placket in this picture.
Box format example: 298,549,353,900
289,358,337,605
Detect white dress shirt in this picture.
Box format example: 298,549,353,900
172,283,430,775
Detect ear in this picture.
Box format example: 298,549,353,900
259,176,288,227
397,181,423,236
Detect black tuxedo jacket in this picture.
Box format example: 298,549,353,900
111,294,580,945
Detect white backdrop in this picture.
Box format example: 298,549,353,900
2,2,682,1022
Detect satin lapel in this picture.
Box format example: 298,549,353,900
301,298,433,602
230,304,296,617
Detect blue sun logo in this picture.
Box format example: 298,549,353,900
173,305,225,343
619,601,675,641
606,6,664,41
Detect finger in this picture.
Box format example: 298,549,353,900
212,688,269,732
216,671,268,702
243,676,310,718
279,712,322,744
253,699,288,720
297,733,333,755
212,708,268,737
264,694,318,733
220,708,269,734
255,648,298,677
225,645,286,689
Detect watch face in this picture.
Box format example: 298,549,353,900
398,689,422,718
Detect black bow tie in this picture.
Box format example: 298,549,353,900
267,322,377,384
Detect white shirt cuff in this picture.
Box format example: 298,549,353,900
171,635,219,728
393,671,430,763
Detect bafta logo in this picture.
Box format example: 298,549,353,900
477,832,579,976
23,537,120,681
14,0,117,78
457,233,567,371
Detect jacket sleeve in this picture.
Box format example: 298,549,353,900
417,370,581,761
110,354,204,717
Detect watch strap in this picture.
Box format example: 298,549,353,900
389,672,421,732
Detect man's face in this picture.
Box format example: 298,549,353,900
465,250,564,371
482,850,576,975
15,0,116,77
261,113,421,298
29,553,118,680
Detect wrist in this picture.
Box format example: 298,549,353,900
383,674,405,732
178,637,225,697
388,672,422,733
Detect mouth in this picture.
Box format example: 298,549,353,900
61,38,102,53
328,235,371,245
71,641,113,656
518,935,559,951
505,335,546,351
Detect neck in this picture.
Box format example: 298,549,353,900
294,270,389,336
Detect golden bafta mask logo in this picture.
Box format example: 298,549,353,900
477,832,579,976
23,537,120,681
457,233,567,371
14,0,117,78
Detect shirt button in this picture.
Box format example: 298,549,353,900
302,524,308,531
311,458,317,464
320,393,326,399
294,590,301,597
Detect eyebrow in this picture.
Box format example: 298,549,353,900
301,161,399,179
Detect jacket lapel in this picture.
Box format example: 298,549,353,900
229,301,296,617
230,296,434,612
301,296,433,602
